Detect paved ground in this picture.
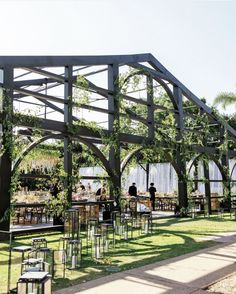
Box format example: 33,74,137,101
53,232,236,294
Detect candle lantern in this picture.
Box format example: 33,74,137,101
11,246,32,274
32,237,47,249
111,211,120,235
17,271,51,294
9,246,32,293
87,218,98,241
64,209,80,240
91,234,103,259
22,257,44,273
121,217,133,241
141,213,151,234
66,239,81,269
52,250,66,279
27,246,52,274
101,223,114,251
59,236,72,253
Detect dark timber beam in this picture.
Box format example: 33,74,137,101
0,66,14,237
64,65,73,206
147,76,155,139
203,160,212,215
0,54,152,67
174,86,188,209
108,63,121,203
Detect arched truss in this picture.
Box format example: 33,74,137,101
13,134,115,180
187,154,228,182
230,162,236,179
121,146,181,176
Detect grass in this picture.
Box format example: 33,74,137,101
0,214,235,293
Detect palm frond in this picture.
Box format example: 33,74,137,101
213,92,236,109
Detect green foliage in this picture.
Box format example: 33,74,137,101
45,190,70,219
214,91,236,109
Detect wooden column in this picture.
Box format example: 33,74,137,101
108,64,121,204
64,65,73,202
203,160,211,214
0,66,14,237
174,86,188,209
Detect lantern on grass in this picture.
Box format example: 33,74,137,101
141,213,151,234
91,234,103,259
17,271,51,294
64,209,80,240
32,238,47,249
22,257,44,273
101,223,115,251
66,239,82,269
9,246,32,293
87,218,98,241
111,211,121,235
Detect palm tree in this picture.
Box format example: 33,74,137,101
214,92,236,109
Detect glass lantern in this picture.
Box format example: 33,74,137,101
17,271,51,294
66,239,81,269
32,238,47,249
87,218,98,241
64,209,80,240
141,213,151,234
101,223,114,251
91,234,103,259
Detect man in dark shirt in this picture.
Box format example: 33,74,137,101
128,183,137,197
149,183,157,211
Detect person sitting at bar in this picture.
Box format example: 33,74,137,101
128,183,137,197
96,184,107,200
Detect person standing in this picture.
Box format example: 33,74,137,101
149,183,157,211
128,182,137,197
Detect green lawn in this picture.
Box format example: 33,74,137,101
0,215,235,293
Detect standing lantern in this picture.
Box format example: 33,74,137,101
141,214,151,235
66,239,81,269
64,209,80,240
32,238,47,249
17,271,51,294
91,234,103,259
101,223,115,251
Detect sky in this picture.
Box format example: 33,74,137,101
0,0,236,112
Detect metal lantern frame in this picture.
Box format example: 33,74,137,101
64,209,80,241
17,271,51,294
66,239,82,269
91,233,104,259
